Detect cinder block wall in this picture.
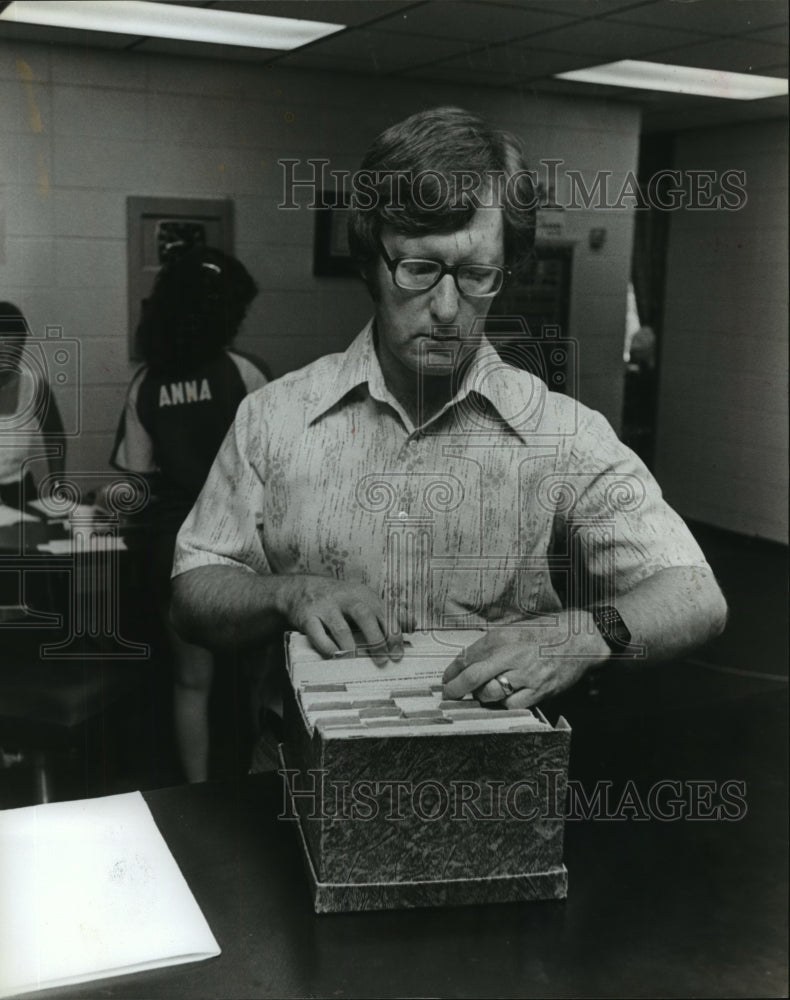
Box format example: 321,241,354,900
1,40,640,482
655,119,788,543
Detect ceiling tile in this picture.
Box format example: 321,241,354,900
522,76,636,99
135,37,281,60
609,0,789,35
648,37,789,73
513,45,616,78
0,0,784,136
483,0,654,14
275,28,475,73
643,93,789,131
529,78,654,103
371,1,577,44
271,48,386,74
744,24,790,46
0,21,134,49
529,17,708,57
214,1,416,27
757,62,789,76
402,63,526,86
454,45,589,73
404,43,597,80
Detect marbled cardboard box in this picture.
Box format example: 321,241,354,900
280,630,571,913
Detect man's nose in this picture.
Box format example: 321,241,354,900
429,274,461,324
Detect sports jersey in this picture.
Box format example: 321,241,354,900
111,349,269,527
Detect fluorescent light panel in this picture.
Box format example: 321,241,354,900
0,0,345,50
556,59,788,101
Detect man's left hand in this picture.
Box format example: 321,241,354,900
442,613,608,708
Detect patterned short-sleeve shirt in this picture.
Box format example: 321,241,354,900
173,323,708,630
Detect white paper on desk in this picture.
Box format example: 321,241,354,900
36,535,127,554
0,504,39,527
0,791,220,998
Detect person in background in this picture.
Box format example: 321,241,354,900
0,302,65,509
622,323,658,466
109,246,271,782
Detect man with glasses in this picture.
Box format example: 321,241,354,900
171,107,726,715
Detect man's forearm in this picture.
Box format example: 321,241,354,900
523,564,727,671
170,565,289,648
171,562,727,665
170,566,399,659
606,564,727,663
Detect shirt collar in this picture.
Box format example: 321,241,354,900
457,337,547,443
306,320,546,441
305,320,382,425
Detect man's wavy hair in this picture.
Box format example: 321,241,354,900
347,107,536,288
137,246,258,374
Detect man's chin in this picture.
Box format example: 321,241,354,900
413,337,468,379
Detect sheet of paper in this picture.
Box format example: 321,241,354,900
28,499,99,521
37,535,127,554
0,791,220,998
0,504,40,527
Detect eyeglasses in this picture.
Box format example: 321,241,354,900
377,239,509,298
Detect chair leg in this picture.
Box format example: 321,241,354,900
31,750,52,804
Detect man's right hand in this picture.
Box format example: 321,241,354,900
277,575,403,666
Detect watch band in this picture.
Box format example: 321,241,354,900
591,605,635,657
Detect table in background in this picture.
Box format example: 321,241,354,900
1,512,174,803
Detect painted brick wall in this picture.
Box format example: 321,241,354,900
655,119,788,542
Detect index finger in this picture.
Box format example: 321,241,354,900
442,640,499,700
348,601,404,664
442,646,468,684
302,615,343,658
443,635,490,683
349,606,391,667
383,623,404,661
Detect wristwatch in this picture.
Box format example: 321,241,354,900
591,605,635,657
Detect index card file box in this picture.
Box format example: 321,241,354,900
280,630,571,913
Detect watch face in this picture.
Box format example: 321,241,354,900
610,619,631,644
156,220,207,264
593,606,633,652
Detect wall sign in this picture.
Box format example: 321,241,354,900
312,191,357,277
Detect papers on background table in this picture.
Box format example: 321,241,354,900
28,499,104,524
0,504,40,527
37,535,127,554
0,791,221,998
